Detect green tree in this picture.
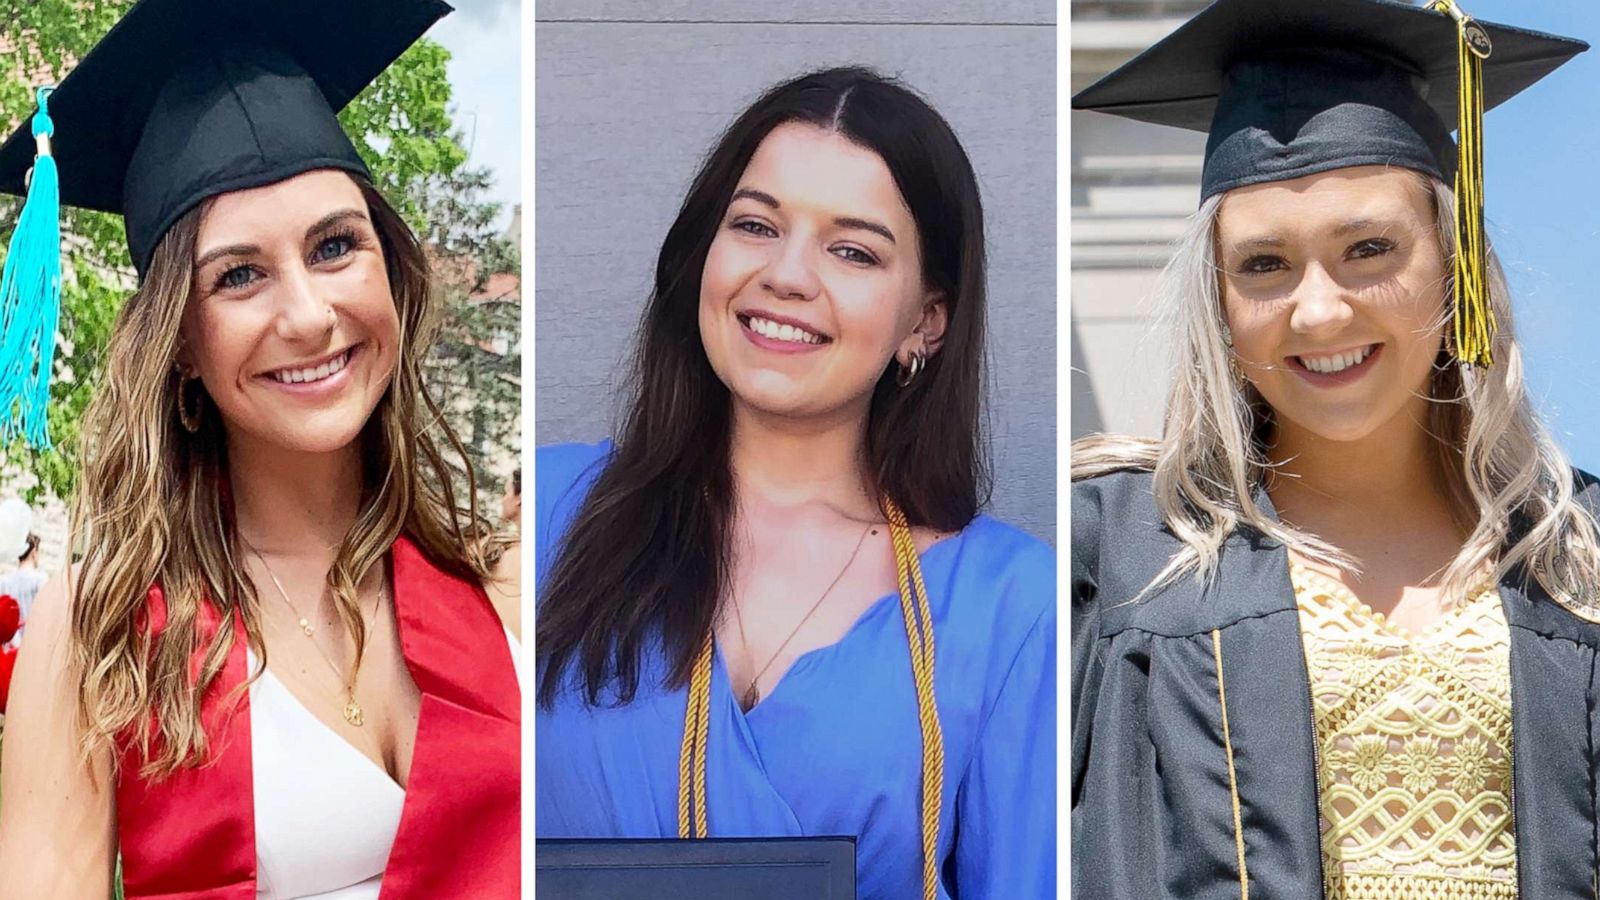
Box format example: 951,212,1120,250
0,2,514,510
419,157,521,506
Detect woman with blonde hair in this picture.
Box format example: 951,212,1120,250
1072,1,1600,897
0,1,518,897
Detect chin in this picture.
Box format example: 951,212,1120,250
1274,404,1392,444
250,405,376,455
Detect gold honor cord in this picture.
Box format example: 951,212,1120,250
675,497,947,900
676,630,714,839
1430,0,1495,366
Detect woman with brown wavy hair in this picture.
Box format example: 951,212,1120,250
0,1,518,897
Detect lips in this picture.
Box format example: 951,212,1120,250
263,344,359,385
736,310,832,347
1285,342,1383,385
1293,343,1377,375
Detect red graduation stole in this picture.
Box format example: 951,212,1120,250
113,536,521,899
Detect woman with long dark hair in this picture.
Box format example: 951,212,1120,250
536,67,1055,899
0,2,518,896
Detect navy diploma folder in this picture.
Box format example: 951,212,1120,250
535,836,857,899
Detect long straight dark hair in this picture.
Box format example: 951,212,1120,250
536,67,990,708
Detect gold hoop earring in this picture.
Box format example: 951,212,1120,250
896,349,926,388
1219,324,1247,385
176,370,204,433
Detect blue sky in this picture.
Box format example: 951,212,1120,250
1464,0,1600,471
427,0,521,231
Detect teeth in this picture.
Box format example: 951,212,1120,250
746,316,822,345
1299,345,1373,374
272,348,351,385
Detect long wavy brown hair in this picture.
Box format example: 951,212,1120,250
70,177,496,777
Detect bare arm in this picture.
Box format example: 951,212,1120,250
485,542,521,641
0,571,117,898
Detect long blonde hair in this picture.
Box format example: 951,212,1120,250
1073,173,1600,613
70,178,497,777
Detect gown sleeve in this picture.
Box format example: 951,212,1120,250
952,555,1057,899
1070,478,1104,809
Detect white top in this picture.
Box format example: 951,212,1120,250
249,661,402,900
248,630,519,899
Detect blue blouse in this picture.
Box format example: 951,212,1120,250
534,441,1056,899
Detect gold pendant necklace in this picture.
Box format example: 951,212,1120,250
734,522,877,710
247,542,380,728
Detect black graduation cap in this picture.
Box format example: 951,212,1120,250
1072,0,1587,368
0,0,453,277
1071,0,1585,200
0,0,451,449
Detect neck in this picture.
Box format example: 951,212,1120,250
1265,402,1457,542
727,399,878,522
229,434,365,558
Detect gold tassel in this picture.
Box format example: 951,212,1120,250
1430,0,1495,366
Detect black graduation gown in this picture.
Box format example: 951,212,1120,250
1071,468,1600,899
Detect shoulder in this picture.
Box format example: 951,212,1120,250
956,514,1054,576
538,440,613,484
1572,467,1600,512
1070,467,1158,569
534,440,615,580
536,441,613,517
535,442,613,528
941,515,1055,631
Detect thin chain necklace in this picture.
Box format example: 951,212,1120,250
247,543,381,728
733,522,877,710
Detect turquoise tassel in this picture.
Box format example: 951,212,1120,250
0,88,63,450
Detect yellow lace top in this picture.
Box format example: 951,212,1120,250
1292,563,1516,899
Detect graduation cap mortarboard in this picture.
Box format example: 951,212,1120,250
1072,0,1587,368
0,0,452,449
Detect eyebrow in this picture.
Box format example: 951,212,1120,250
1227,217,1401,255
1331,217,1391,237
192,208,369,271
729,187,898,245
1228,236,1285,254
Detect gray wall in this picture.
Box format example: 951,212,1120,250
535,1,1056,543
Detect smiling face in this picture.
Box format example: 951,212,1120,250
697,121,944,425
1217,166,1447,445
180,169,400,456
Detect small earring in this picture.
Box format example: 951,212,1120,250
176,369,204,433
896,348,926,388
1220,323,1234,347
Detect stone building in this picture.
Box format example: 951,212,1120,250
1070,0,1208,440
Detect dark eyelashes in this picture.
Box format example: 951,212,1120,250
206,228,366,293
1346,237,1396,259
728,218,881,266
215,263,258,291
731,219,778,238
837,246,880,266
1232,238,1398,276
312,228,362,263
1236,255,1286,275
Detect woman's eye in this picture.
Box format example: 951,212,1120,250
217,265,257,290
833,245,879,266
313,234,356,263
1238,255,1287,275
732,219,778,238
1347,238,1395,260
